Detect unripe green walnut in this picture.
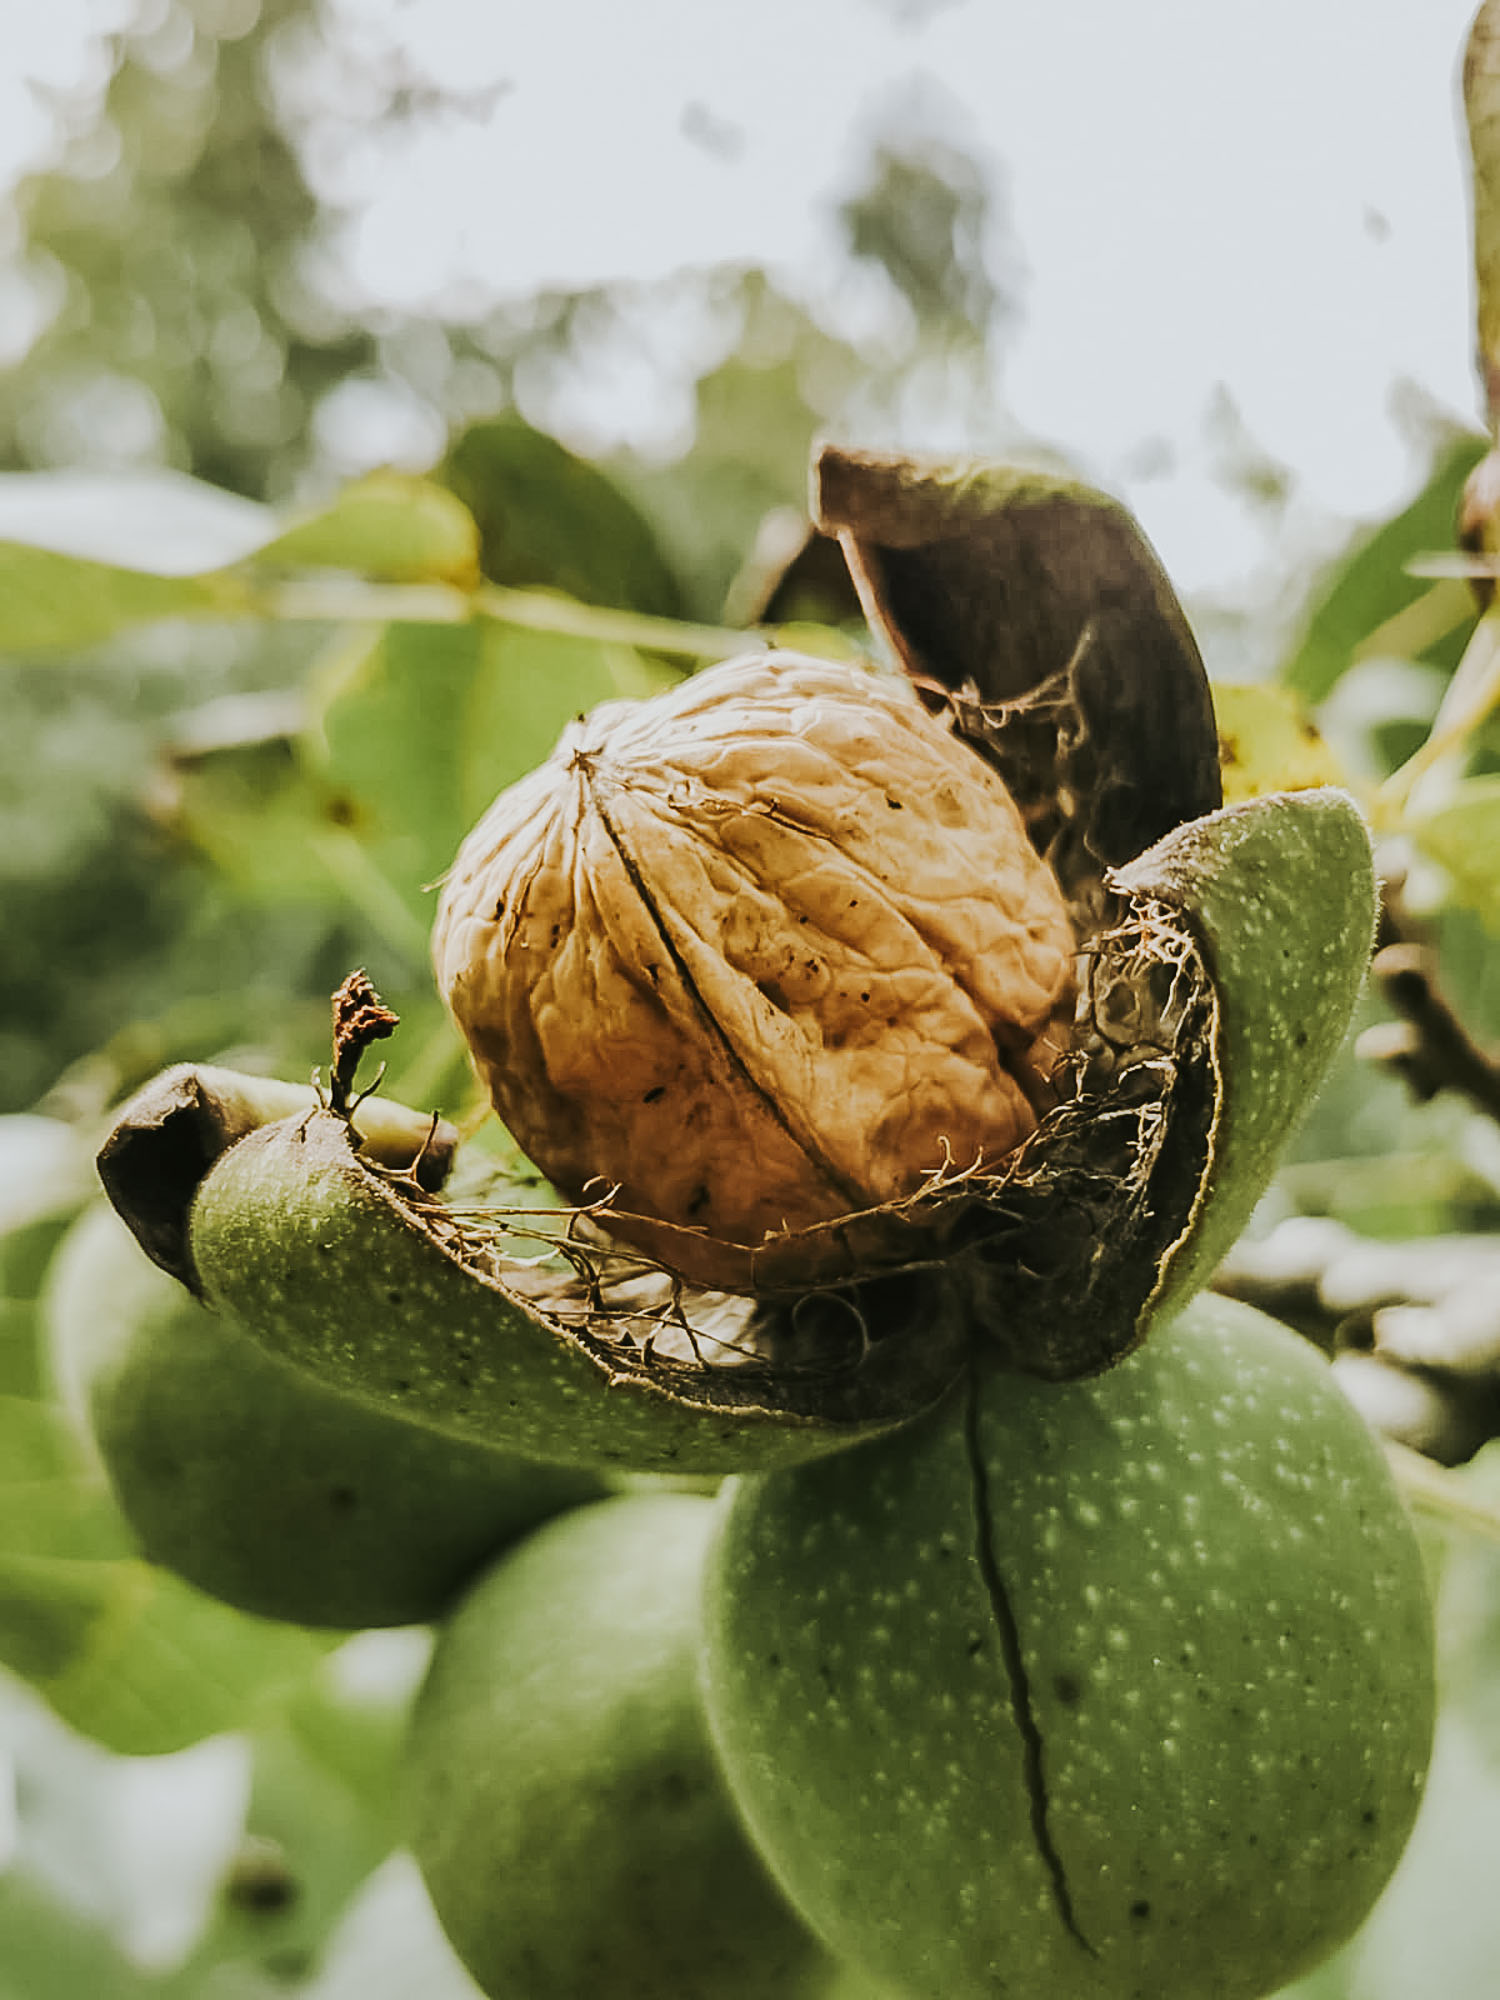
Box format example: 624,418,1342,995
434,651,1075,1293
47,1205,602,1629
403,1492,837,2000
701,1294,1435,2000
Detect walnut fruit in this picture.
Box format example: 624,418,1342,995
701,1293,1435,2000
433,651,1075,1292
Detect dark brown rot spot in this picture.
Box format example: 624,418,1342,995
643,1086,666,1104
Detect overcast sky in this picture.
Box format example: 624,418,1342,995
0,0,1488,603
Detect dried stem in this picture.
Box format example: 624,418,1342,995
329,969,400,1118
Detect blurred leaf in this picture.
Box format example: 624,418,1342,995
442,417,682,613
163,736,352,909
1276,1149,1500,1240
0,1370,324,1755
1468,1,1500,428
162,731,430,969
0,545,244,657
460,626,674,822
1283,435,1487,701
0,1302,41,1400
0,1871,162,2000
284,1632,431,1828
0,1117,92,1238
252,475,481,587
1411,776,1500,932
0,470,272,574
27,1558,327,1759
312,619,672,929
311,624,487,923
0,1400,126,1565
0,472,480,662
180,1717,393,1991
1212,681,1350,801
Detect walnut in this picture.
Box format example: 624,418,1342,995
433,652,1075,1292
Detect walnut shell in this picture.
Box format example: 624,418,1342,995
433,652,1075,1292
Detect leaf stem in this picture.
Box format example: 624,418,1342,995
248,575,770,660
247,572,867,665
472,583,761,660
1378,609,1500,819
1386,1439,1500,1544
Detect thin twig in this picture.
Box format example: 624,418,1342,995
1358,941,1500,1126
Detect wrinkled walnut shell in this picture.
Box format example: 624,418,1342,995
434,652,1075,1292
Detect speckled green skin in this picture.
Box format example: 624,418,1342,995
701,1294,1434,2000
1120,788,1376,1328
403,1493,835,2000
48,1206,602,1629
188,1110,920,1474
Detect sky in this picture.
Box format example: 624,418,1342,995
0,0,1489,603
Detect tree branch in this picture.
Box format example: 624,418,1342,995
1358,941,1500,1125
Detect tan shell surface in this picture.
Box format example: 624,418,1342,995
434,652,1074,1290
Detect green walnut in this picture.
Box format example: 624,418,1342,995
701,1293,1435,2000
47,1204,602,1629
403,1491,837,2000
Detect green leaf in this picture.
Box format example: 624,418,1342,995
1411,775,1500,931
179,1713,394,1989
0,1352,325,1753
0,470,479,660
252,473,481,587
284,1631,430,1826
0,543,243,656
22,1556,327,1757
1212,680,1350,802
311,619,672,929
0,1871,163,2000
1283,435,1487,701
310,622,487,924
0,1398,129,1563
0,468,272,571
459,625,675,826
0,1114,93,1238
162,730,431,966
0,1300,42,1398
442,416,683,613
